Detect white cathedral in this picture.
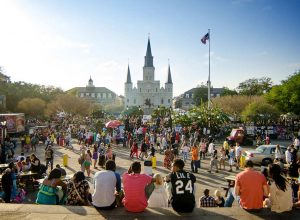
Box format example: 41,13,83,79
124,38,173,115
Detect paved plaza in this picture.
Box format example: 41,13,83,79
19,139,290,204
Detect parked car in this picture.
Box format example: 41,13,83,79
244,145,287,166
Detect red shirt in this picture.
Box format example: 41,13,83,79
122,172,152,212
235,168,267,210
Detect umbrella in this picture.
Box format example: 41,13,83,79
105,120,122,128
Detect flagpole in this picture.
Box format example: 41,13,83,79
207,29,211,109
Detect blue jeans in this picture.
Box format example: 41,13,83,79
182,152,188,162
224,188,235,207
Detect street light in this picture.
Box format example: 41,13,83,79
0,120,7,144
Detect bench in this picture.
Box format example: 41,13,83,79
0,203,299,220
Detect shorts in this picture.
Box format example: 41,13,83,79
84,161,92,167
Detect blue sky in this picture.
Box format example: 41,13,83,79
0,0,299,96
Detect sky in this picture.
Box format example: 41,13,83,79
0,0,299,97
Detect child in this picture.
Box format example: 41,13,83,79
148,173,168,208
92,145,98,169
228,145,235,172
214,190,225,207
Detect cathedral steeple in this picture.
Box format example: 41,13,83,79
167,64,173,84
144,38,154,67
126,65,132,84
88,75,94,87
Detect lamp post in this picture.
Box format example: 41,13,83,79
0,120,7,145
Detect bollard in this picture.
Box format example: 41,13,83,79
63,154,68,167
151,156,156,169
240,155,246,168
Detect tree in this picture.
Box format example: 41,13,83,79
173,105,230,133
121,106,143,117
237,77,273,96
266,71,300,115
193,87,208,106
221,87,238,96
212,95,265,121
241,102,280,125
45,94,92,117
0,81,64,112
17,98,46,118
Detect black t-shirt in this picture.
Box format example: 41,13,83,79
169,170,196,213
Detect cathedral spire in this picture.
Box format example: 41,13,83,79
144,37,154,67
167,64,173,84
126,64,132,83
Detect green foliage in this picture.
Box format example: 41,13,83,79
121,106,143,117
17,98,46,119
152,106,172,118
266,71,300,115
173,105,230,132
221,87,238,96
0,81,64,112
193,87,208,106
237,77,273,96
241,102,280,125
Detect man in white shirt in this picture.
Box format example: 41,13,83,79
235,143,242,170
208,142,215,155
92,160,121,210
285,147,292,164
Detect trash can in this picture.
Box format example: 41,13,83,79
63,154,68,167
144,160,152,175
240,155,246,168
151,156,156,169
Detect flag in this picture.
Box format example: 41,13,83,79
201,33,209,44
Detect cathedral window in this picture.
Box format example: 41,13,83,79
134,99,136,104
156,88,157,92
127,99,129,103
168,99,171,103
161,99,164,104
140,88,141,92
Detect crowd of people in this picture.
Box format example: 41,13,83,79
1,122,300,216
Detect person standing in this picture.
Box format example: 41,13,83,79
208,149,219,173
165,159,196,213
228,145,235,172
139,140,148,161
181,142,190,162
164,146,174,170
92,145,98,169
191,144,199,173
235,143,242,170
84,150,92,177
130,140,139,159
2,168,13,203
274,145,282,160
199,139,206,160
235,160,269,210
45,145,54,171
219,147,226,170
223,139,230,159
